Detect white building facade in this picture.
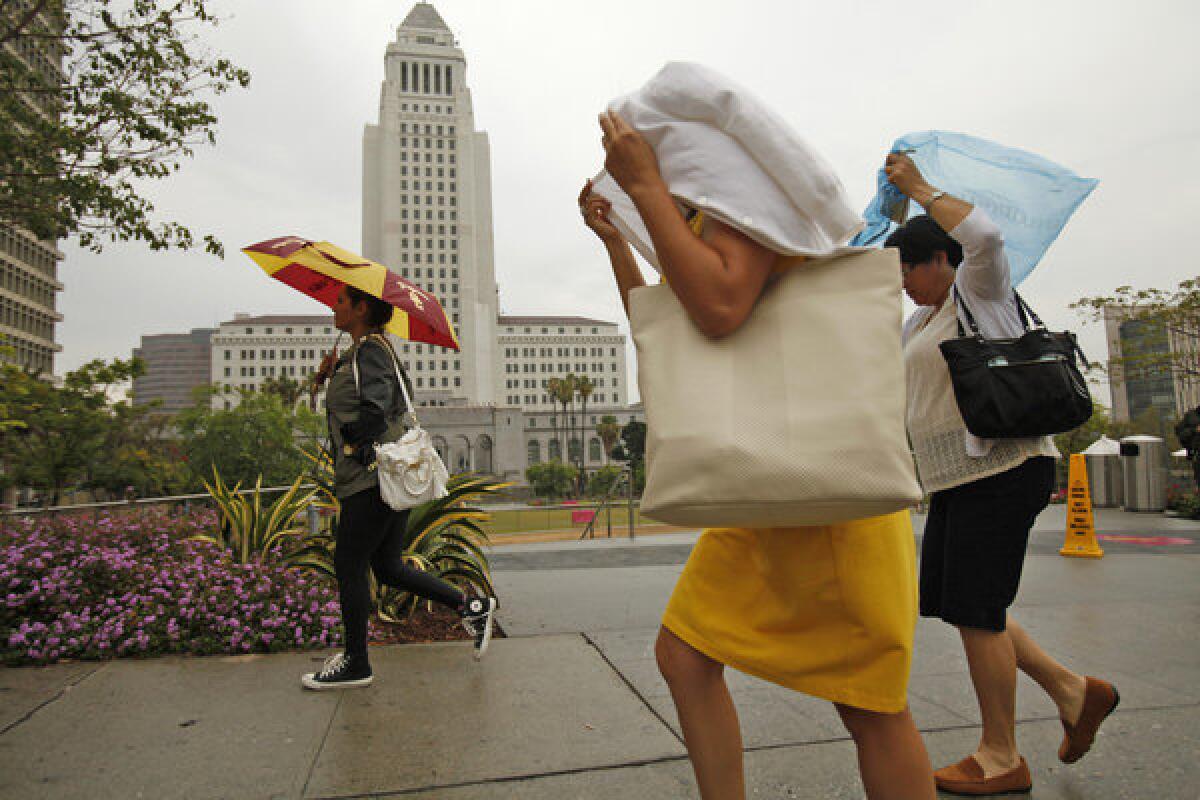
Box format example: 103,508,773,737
362,1,499,408
209,314,338,408
496,316,629,411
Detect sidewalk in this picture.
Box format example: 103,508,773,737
2,508,1198,798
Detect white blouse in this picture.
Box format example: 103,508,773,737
902,207,1058,493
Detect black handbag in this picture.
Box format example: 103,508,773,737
938,288,1092,438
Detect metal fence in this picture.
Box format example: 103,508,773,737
1,485,313,522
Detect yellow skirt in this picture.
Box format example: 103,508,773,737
661,511,918,713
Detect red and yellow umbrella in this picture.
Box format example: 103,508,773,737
242,236,460,351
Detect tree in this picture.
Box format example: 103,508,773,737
174,387,323,490
1,0,250,255
1054,403,1113,459
545,377,562,461
596,414,620,466
261,374,306,410
0,356,163,504
576,375,594,470
611,420,646,470
525,461,577,500
1072,277,1200,387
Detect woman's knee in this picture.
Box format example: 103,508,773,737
835,703,910,741
655,627,721,687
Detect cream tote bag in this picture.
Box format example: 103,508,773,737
630,248,921,528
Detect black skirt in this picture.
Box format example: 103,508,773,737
919,456,1055,632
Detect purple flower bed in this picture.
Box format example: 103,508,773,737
2,509,343,666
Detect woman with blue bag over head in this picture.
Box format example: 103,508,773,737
887,151,1118,795
580,108,936,799
301,285,497,690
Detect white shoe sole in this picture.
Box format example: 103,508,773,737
473,600,497,661
301,672,374,690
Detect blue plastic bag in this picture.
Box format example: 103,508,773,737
850,131,1098,286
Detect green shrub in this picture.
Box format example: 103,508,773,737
587,465,623,498
526,461,577,499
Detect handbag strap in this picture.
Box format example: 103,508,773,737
350,333,421,427
951,286,1047,337
950,286,1091,367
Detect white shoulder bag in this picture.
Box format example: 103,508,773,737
351,336,450,511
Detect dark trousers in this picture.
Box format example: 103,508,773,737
335,486,464,657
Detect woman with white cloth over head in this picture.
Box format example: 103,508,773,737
579,111,935,800
888,151,1119,796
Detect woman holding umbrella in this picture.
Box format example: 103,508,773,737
300,284,497,690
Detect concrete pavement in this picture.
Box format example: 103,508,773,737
2,507,1198,798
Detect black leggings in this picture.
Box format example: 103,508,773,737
335,486,465,657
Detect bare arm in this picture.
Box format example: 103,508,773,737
887,151,1009,299
598,111,776,338
578,181,645,317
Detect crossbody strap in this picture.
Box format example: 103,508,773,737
350,334,420,427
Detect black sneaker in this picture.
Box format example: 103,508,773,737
461,596,497,660
301,652,373,690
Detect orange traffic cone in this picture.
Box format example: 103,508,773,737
1060,453,1104,558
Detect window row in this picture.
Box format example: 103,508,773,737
225,348,332,361
401,252,457,265
398,195,457,207
397,210,458,222
399,103,453,114
399,223,457,236
399,180,457,192
236,326,333,336
399,152,457,165
509,394,614,409
0,295,54,340
0,225,56,277
1,335,53,375
506,362,620,375
398,61,453,96
404,267,457,279
400,166,456,179
0,259,55,308
398,138,456,151
504,346,618,358
505,326,604,335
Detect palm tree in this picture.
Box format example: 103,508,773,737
545,378,562,462
576,376,595,469
261,374,305,409
596,414,620,466
561,373,579,471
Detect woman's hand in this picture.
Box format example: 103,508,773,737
599,110,664,199
577,180,623,243
885,151,931,200
311,348,338,392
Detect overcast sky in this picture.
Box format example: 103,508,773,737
56,0,1200,407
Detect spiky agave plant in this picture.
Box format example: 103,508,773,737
292,448,507,619
376,474,510,621
195,467,317,565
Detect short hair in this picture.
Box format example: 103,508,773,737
885,215,963,268
345,285,395,328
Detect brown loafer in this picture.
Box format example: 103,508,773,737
1059,676,1120,764
934,755,1032,796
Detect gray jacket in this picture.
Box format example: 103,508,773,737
325,335,414,498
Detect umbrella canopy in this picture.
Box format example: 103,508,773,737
242,236,460,351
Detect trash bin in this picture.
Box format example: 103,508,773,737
1082,435,1123,508
1120,435,1167,512
1085,454,1124,508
